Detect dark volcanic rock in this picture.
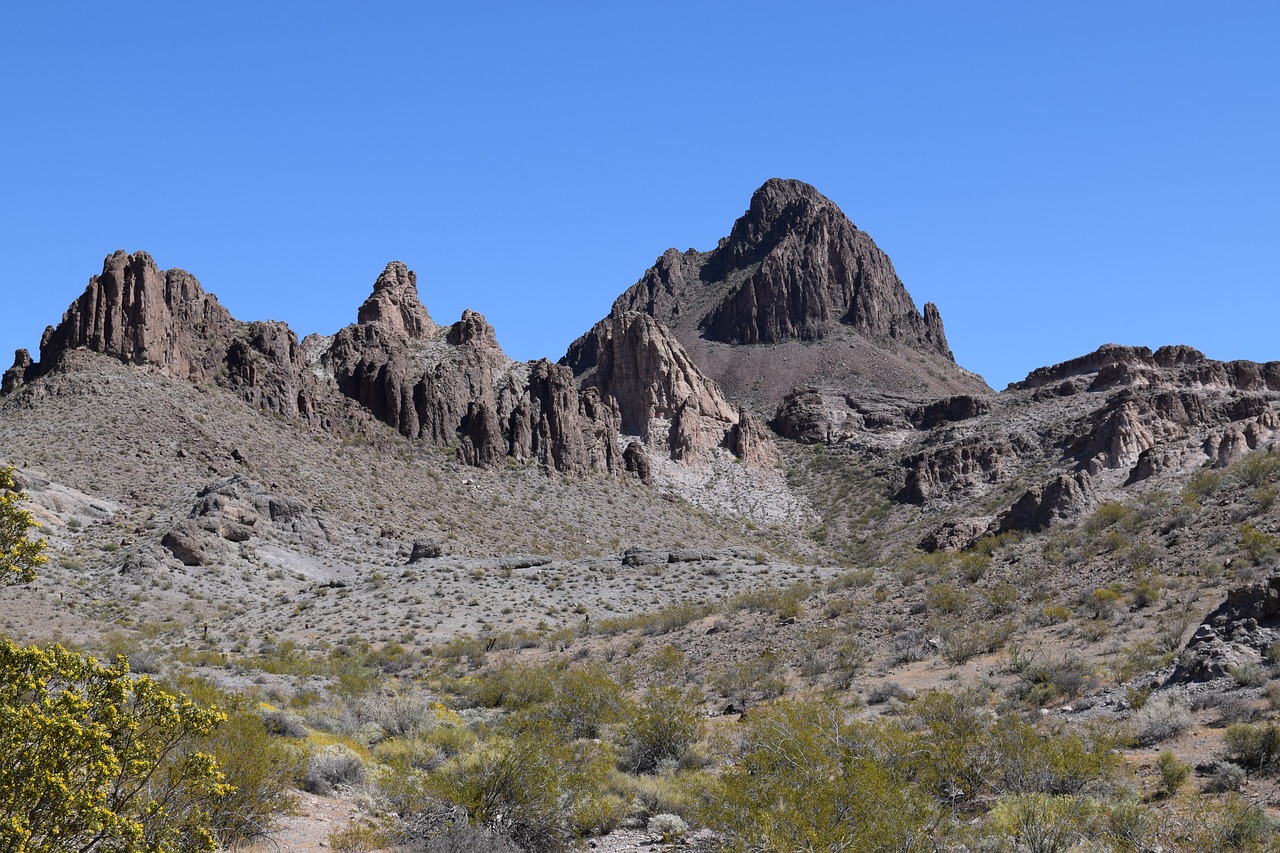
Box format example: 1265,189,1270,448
919,519,991,553
357,261,435,340
2,350,32,395
1168,574,1280,683
997,472,1096,534
564,311,778,464
899,437,1031,504
37,250,234,383
13,251,338,426
409,539,445,562
328,267,621,475
580,178,988,409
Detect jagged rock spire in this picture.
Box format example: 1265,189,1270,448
356,261,435,340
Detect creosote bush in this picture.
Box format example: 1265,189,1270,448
0,641,229,852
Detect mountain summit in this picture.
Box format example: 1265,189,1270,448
574,179,987,410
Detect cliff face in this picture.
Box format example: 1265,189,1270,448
9,251,332,425
564,311,779,464
10,254,624,475
34,250,234,383
595,179,986,408
325,277,622,475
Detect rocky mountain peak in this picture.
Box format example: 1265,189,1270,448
356,261,435,340
30,250,234,383
714,178,836,268
600,179,983,409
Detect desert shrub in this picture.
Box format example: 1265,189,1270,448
619,686,703,774
617,768,712,821
1155,750,1190,797
1132,695,1191,745
595,601,712,636
1236,450,1280,488
1017,655,1092,705
369,690,438,738
1184,467,1225,503
1224,722,1280,773
1089,586,1123,618
465,662,555,710
867,681,913,705
1185,793,1274,851
829,638,870,689
0,640,226,852
1240,522,1280,565
262,708,309,738
926,581,969,615
424,717,616,852
304,743,366,794
986,793,1095,853
709,653,785,707
1206,761,1248,793
702,699,942,852
0,467,47,585
1229,662,1270,688
538,663,630,739
987,582,1019,615
329,819,394,852
1040,604,1072,625
646,813,688,841
199,697,303,845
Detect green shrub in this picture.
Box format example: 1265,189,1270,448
1224,722,1280,772
424,717,616,852
0,641,227,853
702,699,941,852
619,686,703,774
1155,750,1190,797
539,663,630,740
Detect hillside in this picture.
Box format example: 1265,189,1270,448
4,180,1280,850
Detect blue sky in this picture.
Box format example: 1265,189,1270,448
2,3,1276,390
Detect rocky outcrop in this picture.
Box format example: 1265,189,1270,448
996,472,1095,534
591,179,987,407
909,395,990,430
162,476,337,566
1016,344,1280,394
1168,574,1280,683
327,268,621,475
36,250,234,383
9,251,335,426
919,518,992,553
899,436,1032,504
683,179,952,354
2,350,32,395
356,261,435,340
564,311,778,463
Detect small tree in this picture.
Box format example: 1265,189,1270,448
0,641,229,852
0,467,46,585
0,490,233,851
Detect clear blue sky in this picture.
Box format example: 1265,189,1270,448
2,3,1276,390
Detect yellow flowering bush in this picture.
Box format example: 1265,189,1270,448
0,642,229,852
0,467,46,586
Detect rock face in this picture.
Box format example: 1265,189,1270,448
9,251,335,426
996,472,1096,534
325,265,622,475
1168,574,1280,683
356,261,435,339
564,311,779,463
620,179,951,352
35,250,234,383
162,476,337,567
592,179,987,407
